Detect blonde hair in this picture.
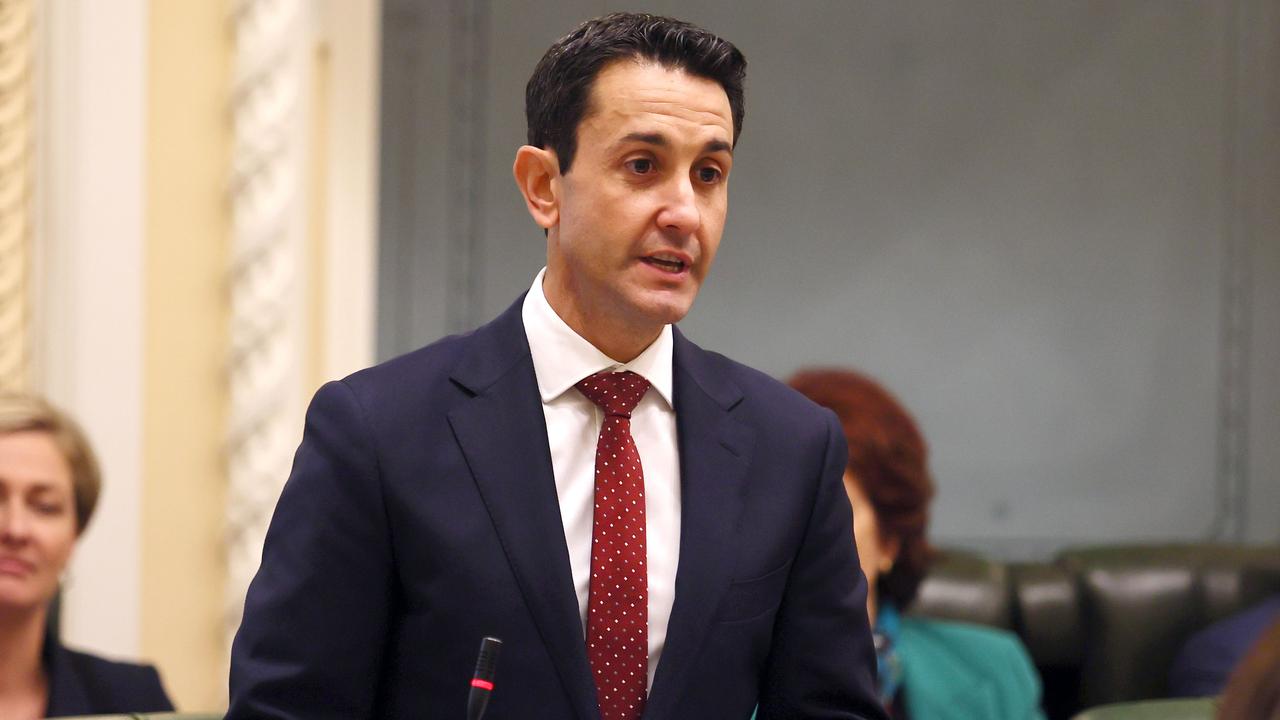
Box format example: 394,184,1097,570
0,393,101,533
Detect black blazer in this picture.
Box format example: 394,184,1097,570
44,637,173,717
228,296,886,719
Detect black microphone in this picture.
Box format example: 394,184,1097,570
467,636,502,720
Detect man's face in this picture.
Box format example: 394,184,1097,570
544,60,734,353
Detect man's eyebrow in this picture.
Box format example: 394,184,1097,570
703,139,732,155
621,132,669,147
618,132,733,155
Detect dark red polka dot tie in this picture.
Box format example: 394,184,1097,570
575,370,651,720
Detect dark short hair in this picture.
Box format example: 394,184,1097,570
788,369,936,609
526,12,746,174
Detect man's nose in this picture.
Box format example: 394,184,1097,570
656,174,701,235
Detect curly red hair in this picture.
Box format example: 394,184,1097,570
788,368,935,608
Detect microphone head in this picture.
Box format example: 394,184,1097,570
474,636,502,681
468,637,503,720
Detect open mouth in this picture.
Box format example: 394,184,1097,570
641,255,688,273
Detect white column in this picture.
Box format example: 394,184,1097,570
35,0,148,658
0,0,34,392
225,0,313,647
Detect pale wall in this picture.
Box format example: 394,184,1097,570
378,0,1280,553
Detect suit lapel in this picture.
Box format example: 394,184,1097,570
645,331,755,719
43,639,94,716
447,299,599,720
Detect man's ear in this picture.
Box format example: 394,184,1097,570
513,145,560,229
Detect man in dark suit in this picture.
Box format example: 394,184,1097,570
228,12,884,720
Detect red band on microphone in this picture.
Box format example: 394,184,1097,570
470,678,494,691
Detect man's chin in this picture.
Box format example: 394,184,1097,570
635,296,696,328
604,284,700,334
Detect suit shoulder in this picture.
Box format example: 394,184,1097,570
294,338,477,448
336,298,530,409
689,346,837,429
59,647,174,712
61,646,162,681
341,331,475,395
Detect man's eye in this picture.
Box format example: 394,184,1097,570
697,166,722,183
626,158,654,174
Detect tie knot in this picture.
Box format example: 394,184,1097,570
575,370,650,418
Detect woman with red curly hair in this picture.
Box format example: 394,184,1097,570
789,368,1044,720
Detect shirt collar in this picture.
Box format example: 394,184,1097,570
522,267,674,409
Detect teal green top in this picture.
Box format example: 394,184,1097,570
748,612,1044,720
896,614,1046,720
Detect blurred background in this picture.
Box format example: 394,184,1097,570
3,0,1276,711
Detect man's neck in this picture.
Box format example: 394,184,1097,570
541,281,662,364
573,322,661,365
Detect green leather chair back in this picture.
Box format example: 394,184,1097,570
909,544,1280,719
1061,544,1280,708
1070,697,1217,720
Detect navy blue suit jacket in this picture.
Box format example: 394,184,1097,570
44,638,173,717
228,297,884,719
1168,595,1280,697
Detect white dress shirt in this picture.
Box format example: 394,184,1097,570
521,268,681,691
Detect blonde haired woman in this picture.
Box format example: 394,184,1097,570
0,393,171,718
